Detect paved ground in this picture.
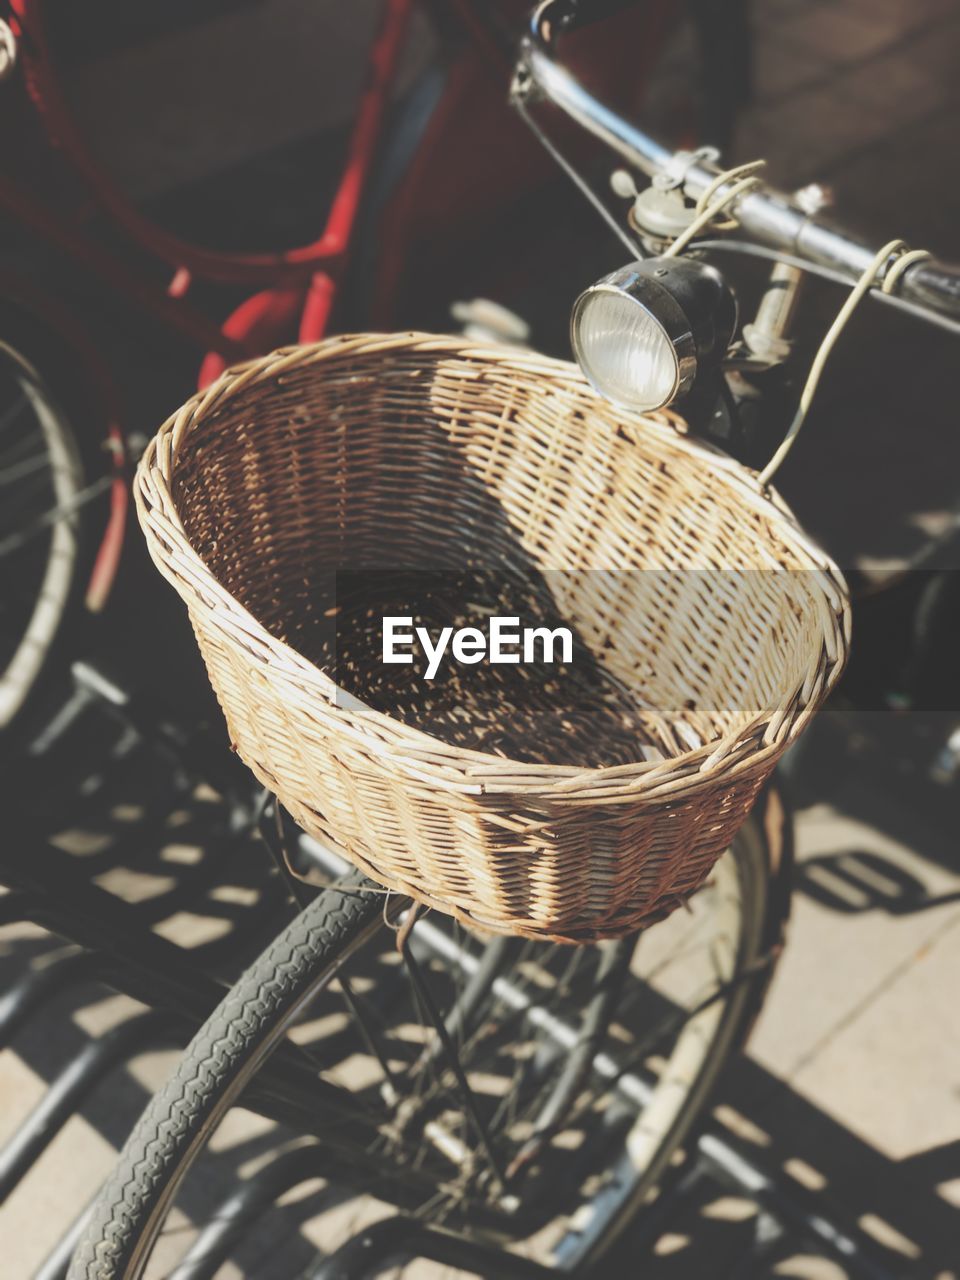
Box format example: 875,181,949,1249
1,0,959,1276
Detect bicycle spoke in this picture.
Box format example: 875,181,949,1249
0,388,29,436
0,433,48,471
74,826,765,1280
338,972,402,1102
0,470,55,530
0,475,108,559
400,924,508,1191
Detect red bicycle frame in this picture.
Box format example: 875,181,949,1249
0,0,416,607
0,0,677,609
5,0,414,335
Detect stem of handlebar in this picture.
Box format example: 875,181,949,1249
517,3,960,326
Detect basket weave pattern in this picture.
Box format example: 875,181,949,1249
135,334,849,942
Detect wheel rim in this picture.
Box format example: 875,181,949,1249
0,342,83,729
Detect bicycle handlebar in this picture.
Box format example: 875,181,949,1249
518,2,960,327
907,258,960,320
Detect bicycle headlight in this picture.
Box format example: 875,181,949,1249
571,257,736,413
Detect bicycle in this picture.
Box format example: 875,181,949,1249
60,2,960,1278
0,0,418,742
2,0,718,742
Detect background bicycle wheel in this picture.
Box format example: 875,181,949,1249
1,1,959,1277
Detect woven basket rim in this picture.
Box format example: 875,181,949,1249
134,332,850,799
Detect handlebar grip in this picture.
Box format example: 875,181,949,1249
554,0,644,33
902,258,960,321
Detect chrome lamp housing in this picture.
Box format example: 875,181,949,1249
571,257,737,413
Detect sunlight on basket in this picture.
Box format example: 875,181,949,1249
135,333,849,942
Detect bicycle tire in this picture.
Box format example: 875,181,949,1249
68,868,390,1280
69,795,789,1279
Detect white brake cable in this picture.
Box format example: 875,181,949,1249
649,158,932,488
512,106,935,484
758,239,931,486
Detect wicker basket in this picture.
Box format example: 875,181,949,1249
135,333,849,943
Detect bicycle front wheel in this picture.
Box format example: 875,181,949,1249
70,796,788,1279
